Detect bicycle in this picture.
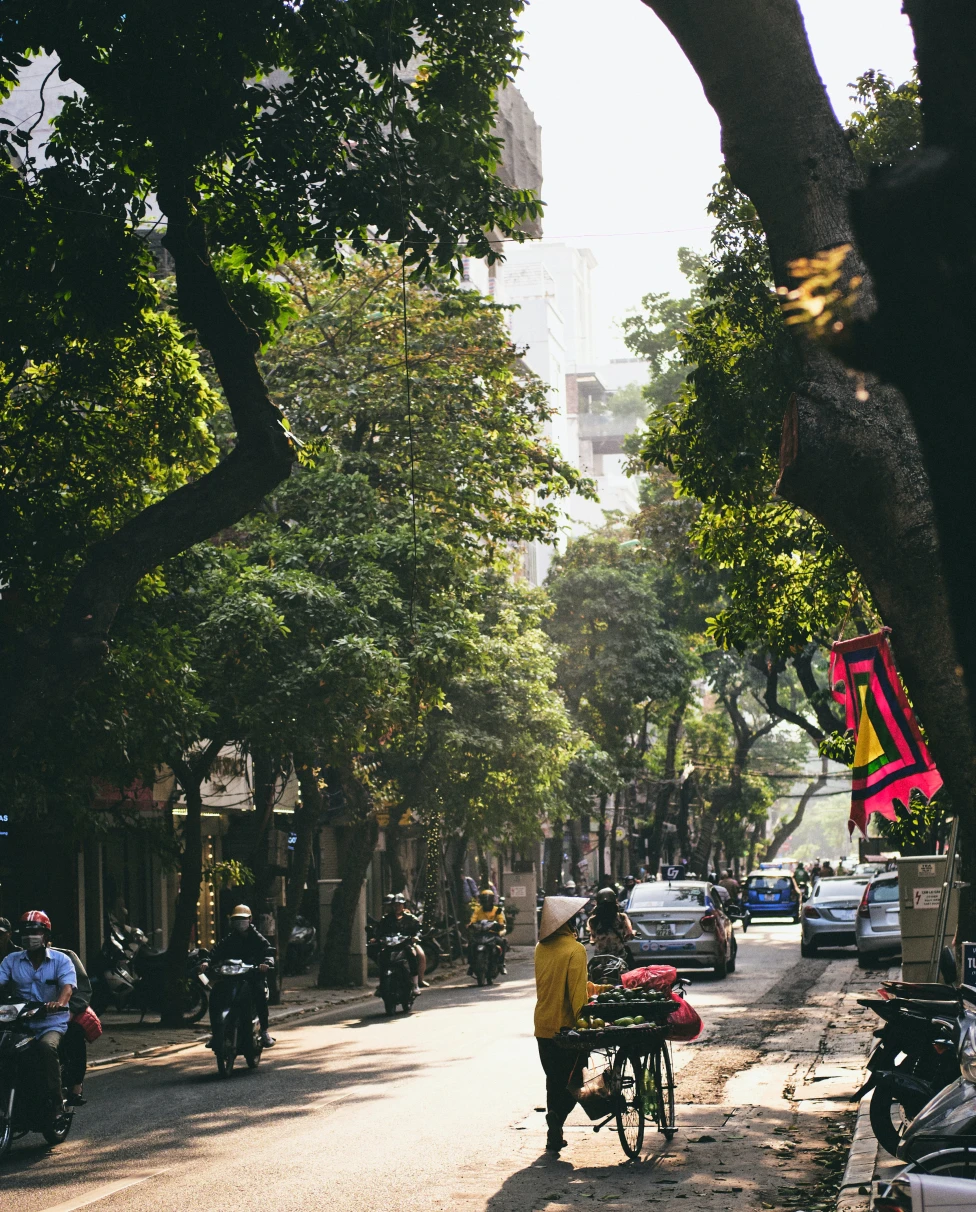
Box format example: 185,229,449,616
555,1023,677,1159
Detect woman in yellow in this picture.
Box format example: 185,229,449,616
534,894,590,1154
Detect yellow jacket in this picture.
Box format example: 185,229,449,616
534,925,588,1039
469,905,506,931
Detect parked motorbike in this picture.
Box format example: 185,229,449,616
0,1003,74,1159
90,925,209,1024
208,960,266,1078
284,915,317,976
469,920,504,987
857,950,973,1156
897,1006,976,1164
377,933,417,1015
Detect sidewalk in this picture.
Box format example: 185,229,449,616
834,964,903,1212
88,948,484,1068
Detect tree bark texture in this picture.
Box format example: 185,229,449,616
642,0,976,934
318,767,378,988
764,758,829,863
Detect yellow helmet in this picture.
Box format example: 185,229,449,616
229,904,252,919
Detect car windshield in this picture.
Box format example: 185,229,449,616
868,880,899,904
747,876,792,890
628,884,707,908
814,879,869,899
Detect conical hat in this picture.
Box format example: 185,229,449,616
538,895,590,941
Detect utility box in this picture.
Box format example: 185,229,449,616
897,854,958,982
502,869,538,946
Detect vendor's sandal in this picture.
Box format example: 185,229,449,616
545,1135,567,1153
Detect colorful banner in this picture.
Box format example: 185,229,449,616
830,630,942,836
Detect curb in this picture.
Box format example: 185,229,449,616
836,1092,880,1212
88,960,467,1069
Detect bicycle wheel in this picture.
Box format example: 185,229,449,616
613,1051,646,1159
649,1042,676,1139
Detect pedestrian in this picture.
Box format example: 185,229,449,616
820,859,835,878
534,894,590,1155
0,917,18,961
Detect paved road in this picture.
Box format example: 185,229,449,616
1,922,883,1212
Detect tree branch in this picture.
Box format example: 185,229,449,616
764,757,828,863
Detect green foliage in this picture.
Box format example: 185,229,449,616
846,71,921,171
205,859,255,891
545,531,692,767
0,311,219,616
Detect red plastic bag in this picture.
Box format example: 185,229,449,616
71,1007,103,1043
620,964,677,993
665,991,702,1042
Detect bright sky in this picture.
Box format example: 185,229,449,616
514,0,917,362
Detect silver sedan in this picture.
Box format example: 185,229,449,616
800,875,870,956
624,880,736,978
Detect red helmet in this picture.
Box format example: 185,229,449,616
20,910,51,931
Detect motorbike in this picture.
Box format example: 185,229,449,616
284,915,317,976
208,959,266,1078
90,924,209,1024
857,950,973,1156
377,933,417,1015
469,920,504,987
0,1003,74,1159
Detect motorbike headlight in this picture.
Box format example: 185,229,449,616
219,963,242,976
0,1005,21,1023
959,1015,976,1082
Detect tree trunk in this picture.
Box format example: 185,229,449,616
544,834,561,895
162,739,222,1026
568,816,584,887
279,752,322,966
647,702,687,876
764,758,828,863
317,768,377,988
385,813,408,895
641,0,976,936
596,794,608,885
0,192,296,736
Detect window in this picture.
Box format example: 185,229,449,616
747,876,792,891
814,879,868,900
629,884,707,908
868,880,899,904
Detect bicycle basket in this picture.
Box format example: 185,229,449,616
588,954,628,985
571,1067,617,1121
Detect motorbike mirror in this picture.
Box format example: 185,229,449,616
940,945,959,986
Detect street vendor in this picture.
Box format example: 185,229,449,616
534,894,590,1155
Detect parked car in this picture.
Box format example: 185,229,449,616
856,869,901,968
743,869,802,922
800,875,871,956
624,880,736,978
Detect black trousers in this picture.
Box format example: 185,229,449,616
58,1021,88,1087
537,1038,587,1136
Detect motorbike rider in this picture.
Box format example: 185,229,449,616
468,889,507,976
586,887,635,960
377,894,428,991
793,863,810,894
0,911,76,1125
53,946,93,1107
618,875,637,905
719,870,740,900
201,904,276,1047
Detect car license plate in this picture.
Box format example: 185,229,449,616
762,894,776,901
833,909,855,921
656,923,675,939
